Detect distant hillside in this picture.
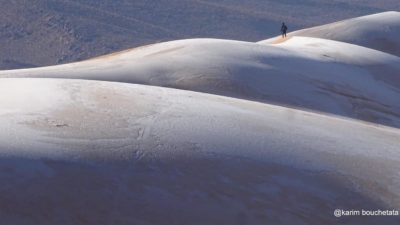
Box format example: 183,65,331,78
0,0,398,69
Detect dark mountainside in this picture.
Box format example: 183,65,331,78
0,0,398,69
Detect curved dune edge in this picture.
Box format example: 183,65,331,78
0,78,399,224
85,43,158,61
259,11,400,56
270,36,292,44
0,11,399,225
1,37,399,129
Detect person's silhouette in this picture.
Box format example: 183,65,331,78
281,22,288,38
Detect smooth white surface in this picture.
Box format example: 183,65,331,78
261,11,400,56
1,37,399,128
0,11,399,225
0,78,399,224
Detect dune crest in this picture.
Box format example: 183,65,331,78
260,11,400,56
0,11,399,225
1,36,399,128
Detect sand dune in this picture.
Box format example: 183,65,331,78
0,11,399,225
1,37,399,128
260,11,400,56
0,78,399,224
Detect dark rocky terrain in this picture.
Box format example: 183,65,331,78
0,0,398,69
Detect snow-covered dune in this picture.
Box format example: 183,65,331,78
0,78,399,225
1,38,400,128
1,11,400,225
260,11,400,56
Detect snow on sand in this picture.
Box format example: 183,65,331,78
0,78,399,224
261,11,400,57
0,11,399,225
1,37,400,128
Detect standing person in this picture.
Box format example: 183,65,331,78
281,22,288,38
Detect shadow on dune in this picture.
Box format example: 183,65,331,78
0,153,397,225
170,55,400,129
2,40,399,129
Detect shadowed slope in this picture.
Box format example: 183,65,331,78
1,1,398,69
1,38,399,128
260,11,400,56
0,78,399,224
